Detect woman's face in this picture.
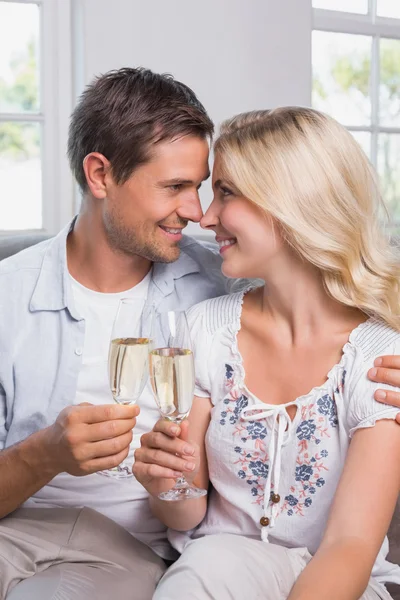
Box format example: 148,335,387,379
201,156,285,280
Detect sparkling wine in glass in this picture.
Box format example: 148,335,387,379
101,298,152,478
149,310,207,501
109,337,150,406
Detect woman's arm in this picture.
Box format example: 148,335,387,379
288,419,400,600
133,396,212,531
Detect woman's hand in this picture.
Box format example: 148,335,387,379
133,419,199,497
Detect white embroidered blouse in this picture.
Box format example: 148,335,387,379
169,291,400,587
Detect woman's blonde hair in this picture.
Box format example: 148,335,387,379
214,107,400,330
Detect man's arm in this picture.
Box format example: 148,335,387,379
288,420,400,600
0,403,138,519
368,355,400,418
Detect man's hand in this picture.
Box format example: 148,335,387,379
43,402,139,476
368,356,400,422
133,419,198,497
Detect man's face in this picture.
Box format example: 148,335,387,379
103,135,210,263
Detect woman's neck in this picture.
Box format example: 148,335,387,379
254,253,366,346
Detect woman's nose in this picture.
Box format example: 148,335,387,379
200,199,219,230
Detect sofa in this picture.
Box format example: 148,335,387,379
1,233,399,598
0,232,50,261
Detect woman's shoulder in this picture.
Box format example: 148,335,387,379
343,319,400,435
348,318,400,364
187,290,248,336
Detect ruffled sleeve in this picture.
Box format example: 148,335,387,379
187,301,212,398
344,320,400,437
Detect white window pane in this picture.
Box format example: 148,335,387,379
377,0,400,18
0,122,42,230
349,131,371,159
312,32,372,127
313,0,368,13
379,39,400,127
378,134,400,222
0,2,40,113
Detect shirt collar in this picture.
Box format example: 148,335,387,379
151,237,200,294
30,222,201,314
30,218,76,314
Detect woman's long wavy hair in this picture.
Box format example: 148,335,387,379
214,107,400,330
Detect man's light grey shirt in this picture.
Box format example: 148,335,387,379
0,220,226,451
0,221,227,556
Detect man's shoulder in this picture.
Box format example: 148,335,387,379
0,237,51,276
0,238,52,304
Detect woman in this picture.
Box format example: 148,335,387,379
134,107,400,600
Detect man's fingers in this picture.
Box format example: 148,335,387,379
368,366,400,388
374,355,400,370
86,431,133,459
84,446,132,474
374,389,400,408
86,417,137,442
74,403,139,425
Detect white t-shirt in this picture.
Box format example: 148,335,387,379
71,271,151,408
25,271,176,559
170,290,400,586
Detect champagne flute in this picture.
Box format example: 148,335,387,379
101,298,152,478
149,310,207,501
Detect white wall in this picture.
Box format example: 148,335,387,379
74,0,312,235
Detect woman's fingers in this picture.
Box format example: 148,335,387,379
133,458,182,481
141,429,195,458
135,445,195,473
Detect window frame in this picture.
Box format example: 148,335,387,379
0,0,74,236
313,0,400,169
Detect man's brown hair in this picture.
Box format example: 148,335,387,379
68,67,214,191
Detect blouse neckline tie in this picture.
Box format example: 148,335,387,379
240,403,295,542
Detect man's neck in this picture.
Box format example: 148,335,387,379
67,212,152,294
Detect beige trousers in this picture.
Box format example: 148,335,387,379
154,533,393,600
0,507,166,600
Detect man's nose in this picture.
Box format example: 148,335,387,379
178,193,204,223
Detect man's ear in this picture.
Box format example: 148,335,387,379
82,152,112,199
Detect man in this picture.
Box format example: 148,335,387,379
0,67,398,600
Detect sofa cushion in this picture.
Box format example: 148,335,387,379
0,233,50,261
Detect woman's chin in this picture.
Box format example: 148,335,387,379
221,261,247,280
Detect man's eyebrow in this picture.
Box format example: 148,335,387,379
159,172,210,186
159,178,194,185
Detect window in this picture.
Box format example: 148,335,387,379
312,0,400,226
0,0,73,234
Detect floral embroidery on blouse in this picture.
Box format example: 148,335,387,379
219,363,345,515
335,369,347,394
281,392,340,517
221,364,269,506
